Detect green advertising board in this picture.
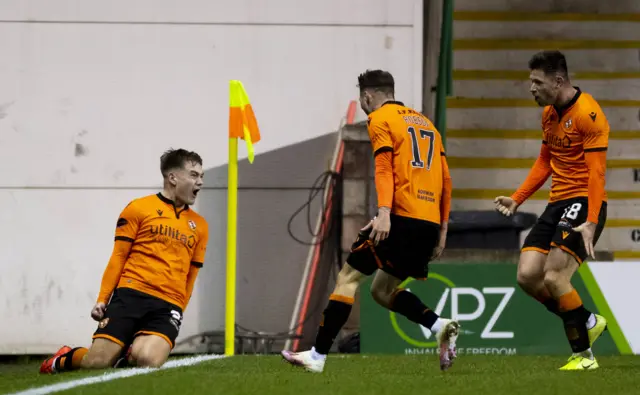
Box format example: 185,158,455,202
360,263,619,356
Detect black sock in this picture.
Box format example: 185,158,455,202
390,290,439,329
314,296,353,355
534,289,562,318
542,299,562,317
561,305,591,353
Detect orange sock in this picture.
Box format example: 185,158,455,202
71,347,88,368
57,347,88,371
557,289,583,312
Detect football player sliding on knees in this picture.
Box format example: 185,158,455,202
282,70,459,373
39,149,209,374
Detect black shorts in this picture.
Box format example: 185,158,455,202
92,287,183,349
522,197,607,264
346,214,440,281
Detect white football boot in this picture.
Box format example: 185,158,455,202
436,319,460,371
281,347,326,373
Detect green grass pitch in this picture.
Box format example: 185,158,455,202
1,354,639,395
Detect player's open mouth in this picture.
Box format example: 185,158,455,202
193,189,200,197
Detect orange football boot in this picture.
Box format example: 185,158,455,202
40,346,72,374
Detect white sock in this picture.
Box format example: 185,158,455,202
586,313,596,330
310,347,327,361
581,348,594,360
430,318,445,334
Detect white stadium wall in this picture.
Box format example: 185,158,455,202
0,0,424,354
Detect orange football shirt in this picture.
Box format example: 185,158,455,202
367,101,446,224
511,88,609,223
541,90,609,203
114,193,209,309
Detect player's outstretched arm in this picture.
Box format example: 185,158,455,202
572,109,609,259
367,115,394,245
93,240,132,319
92,201,141,319
184,223,209,311
370,150,393,244
495,143,552,216
575,148,606,259
184,265,200,311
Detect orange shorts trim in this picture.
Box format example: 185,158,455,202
551,242,583,265
367,244,384,269
92,334,125,348
135,330,174,349
522,247,549,255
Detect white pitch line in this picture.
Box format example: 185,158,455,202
8,354,227,395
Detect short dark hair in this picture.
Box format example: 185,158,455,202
160,148,203,177
528,50,569,78
357,69,395,96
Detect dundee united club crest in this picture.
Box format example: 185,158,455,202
99,318,109,329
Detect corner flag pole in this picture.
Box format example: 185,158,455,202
226,80,261,356
225,134,238,357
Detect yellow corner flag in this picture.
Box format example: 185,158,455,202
229,80,261,163
226,80,261,357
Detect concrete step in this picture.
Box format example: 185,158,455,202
446,138,640,159
454,49,640,72
455,0,640,13
454,39,640,51
448,97,640,108
451,198,640,254
454,70,640,80
449,168,639,192
447,129,640,140
454,11,640,22
452,188,639,201
455,21,640,41
614,251,640,260
447,157,640,169
453,79,640,101
453,198,640,219
447,107,640,131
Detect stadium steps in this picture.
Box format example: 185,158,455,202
448,5,640,260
